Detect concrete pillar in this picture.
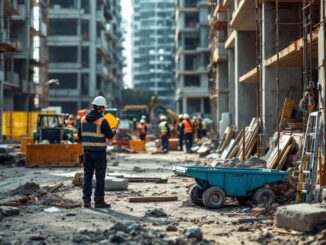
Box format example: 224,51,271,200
200,98,204,114
182,97,187,114
234,31,257,130
318,0,325,169
89,0,96,97
228,48,235,125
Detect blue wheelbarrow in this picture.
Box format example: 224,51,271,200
173,166,289,209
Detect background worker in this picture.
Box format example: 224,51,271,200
177,114,184,151
78,96,117,208
138,118,147,141
159,115,170,153
196,116,203,139
182,114,194,153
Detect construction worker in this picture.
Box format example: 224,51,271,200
202,117,208,137
67,114,75,127
138,119,147,141
78,96,117,208
196,116,203,139
177,114,184,151
159,115,170,153
182,114,194,153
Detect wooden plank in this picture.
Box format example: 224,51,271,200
277,144,292,170
128,196,178,203
123,177,168,183
246,138,257,159
267,135,292,169
218,127,235,153
221,139,236,159
228,145,239,159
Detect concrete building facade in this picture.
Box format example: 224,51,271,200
209,0,325,148
48,0,124,114
0,0,48,111
132,0,176,109
175,0,211,116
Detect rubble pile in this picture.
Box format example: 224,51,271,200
0,182,81,209
71,222,211,245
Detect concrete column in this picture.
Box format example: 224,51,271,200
182,97,187,114
89,0,97,97
228,48,235,125
318,0,325,163
200,98,204,114
234,31,257,130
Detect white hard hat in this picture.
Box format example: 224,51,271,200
184,114,189,119
141,115,146,119
160,115,167,121
92,96,107,107
140,119,145,123
179,114,184,119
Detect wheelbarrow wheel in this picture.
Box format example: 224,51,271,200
202,187,226,209
252,188,275,206
236,197,250,206
190,185,203,206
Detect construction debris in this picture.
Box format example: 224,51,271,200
128,196,178,203
145,207,167,217
0,206,20,216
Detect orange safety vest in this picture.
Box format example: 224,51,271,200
183,120,193,134
140,123,147,134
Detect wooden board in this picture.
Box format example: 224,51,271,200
221,139,236,159
267,134,292,169
128,196,178,203
277,144,292,170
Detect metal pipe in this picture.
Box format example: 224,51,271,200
0,0,4,144
276,0,280,162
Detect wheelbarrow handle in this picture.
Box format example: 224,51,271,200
172,166,188,174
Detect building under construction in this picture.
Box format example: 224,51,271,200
208,0,326,147
0,0,48,111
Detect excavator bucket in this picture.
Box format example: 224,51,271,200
26,144,83,167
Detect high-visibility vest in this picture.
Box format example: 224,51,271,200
159,121,168,136
81,116,107,151
140,123,147,134
183,120,193,134
202,120,207,130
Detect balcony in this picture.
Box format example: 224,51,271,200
0,32,21,52
230,0,256,31
11,4,26,21
5,72,20,87
49,89,79,96
97,10,106,29
4,0,19,16
213,42,227,62
96,33,108,55
49,8,83,18
97,64,109,78
210,12,227,31
48,36,81,45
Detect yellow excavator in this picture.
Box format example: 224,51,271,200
149,96,179,136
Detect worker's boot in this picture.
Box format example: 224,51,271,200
83,202,91,208
95,201,111,208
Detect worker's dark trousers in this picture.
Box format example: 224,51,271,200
161,135,169,152
140,133,146,141
178,134,184,151
185,133,193,153
83,151,107,203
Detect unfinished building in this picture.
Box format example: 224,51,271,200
47,0,124,114
209,0,326,149
175,0,211,115
0,0,48,111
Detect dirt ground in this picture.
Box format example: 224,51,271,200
0,151,323,244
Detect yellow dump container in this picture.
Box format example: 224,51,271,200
129,140,146,152
26,144,83,167
21,137,34,153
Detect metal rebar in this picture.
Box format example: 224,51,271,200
276,0,280,163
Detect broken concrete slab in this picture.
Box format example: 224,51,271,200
0,206,20,216
275,203,326,232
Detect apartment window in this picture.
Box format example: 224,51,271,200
188,98,201,114
81,74,89,95
48,73,78,89
96,76,102,90
82,47,89,67
49,102,78,115
185,55,196,70
184,75,200,86
49,47,77,63
49,19,78,36
185,14,198,28
49,0,76,9
185,37,199,50
185,0,197,8
81,20,89,40
81,0,90,13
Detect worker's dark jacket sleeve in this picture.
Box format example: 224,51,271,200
101,119,115,139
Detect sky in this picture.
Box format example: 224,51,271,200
121,0,133,88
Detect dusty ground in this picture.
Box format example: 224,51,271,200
0,151,323,244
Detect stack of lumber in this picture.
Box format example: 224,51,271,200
218,118,259,160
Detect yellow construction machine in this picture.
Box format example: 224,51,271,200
25,114,82,167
